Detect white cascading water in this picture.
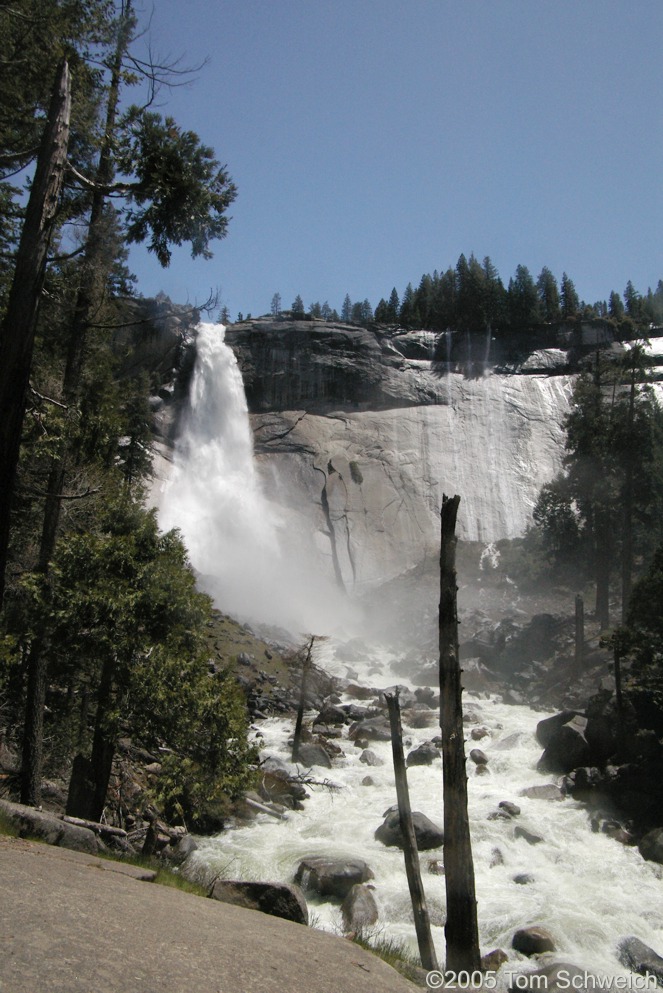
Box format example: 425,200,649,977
161,323,663,984
157,323,355,636
190,648,663,984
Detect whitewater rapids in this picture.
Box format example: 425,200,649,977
189,647,663,983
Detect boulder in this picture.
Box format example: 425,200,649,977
514,826,544,845
537,714,590,773
512,925,556,956
294,857,374,899
344,683,375,700
294,742,333,769
536,710,583,748
498,801,521,817
618,935,663,983
406,742,439,767
359,749,383,767
165,833,198,864
258,769,308,808
348,717,391,742
481,948,508,971
470,748,488,766
313,705,347,726
0,800,98,855
340,884,379,932
375,810,444,851
513,873,535,885
382,686,417,709
401,708,437,729
210,880,308,925
638,828,663,865
519,783,564,801
509,963,598,992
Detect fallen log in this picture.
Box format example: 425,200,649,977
244,797,289,821
61,814,127,838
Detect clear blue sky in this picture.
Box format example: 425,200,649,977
129,0,662,321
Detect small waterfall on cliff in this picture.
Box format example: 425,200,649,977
157,323,354,635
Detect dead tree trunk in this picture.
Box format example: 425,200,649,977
438,494,481,971
574,594,584,677
292,636,315,763
0,59,71,610
384,691,439,972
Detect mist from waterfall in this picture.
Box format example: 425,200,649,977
157,323,355,637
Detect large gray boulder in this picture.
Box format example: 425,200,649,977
294,856,374,899
348,717,391,742
406,742,439,767
537,714,591,773
618,935,663,983
638,828,663,865
340,884,379,932
294,742,333,769
375,810,444,851
210,880,308,925
511,925,556,956
509,963,601,992
536,710,582,747
0,800,99,855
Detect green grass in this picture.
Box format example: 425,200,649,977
94,848,209,897
0,808,19,837
352,931,424,980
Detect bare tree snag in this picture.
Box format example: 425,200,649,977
384,691,439,972
0,59,71,609
292,635,316,763
438,494,481,970
574,594,584,677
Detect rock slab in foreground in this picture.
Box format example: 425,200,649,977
0,835,418,993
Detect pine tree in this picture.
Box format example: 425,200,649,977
537,267,561,322
560,272,580,319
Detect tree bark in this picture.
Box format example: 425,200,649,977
594,506,611,631
621,362,637,622
574,594,584,677
438,494,481,971
0,59,71,610
66,655,118,822
292,636,314,763
385,691,439,972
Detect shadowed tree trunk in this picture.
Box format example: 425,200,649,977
21,8,134,808
438,494,481,970
574,594,584,677
384,691,439,971
292,636,315,763
66,654,118,822
0,59,71,612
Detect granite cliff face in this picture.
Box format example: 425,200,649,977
223,319,577,592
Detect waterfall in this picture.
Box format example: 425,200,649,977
159,322,663,982
157,323,355,636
